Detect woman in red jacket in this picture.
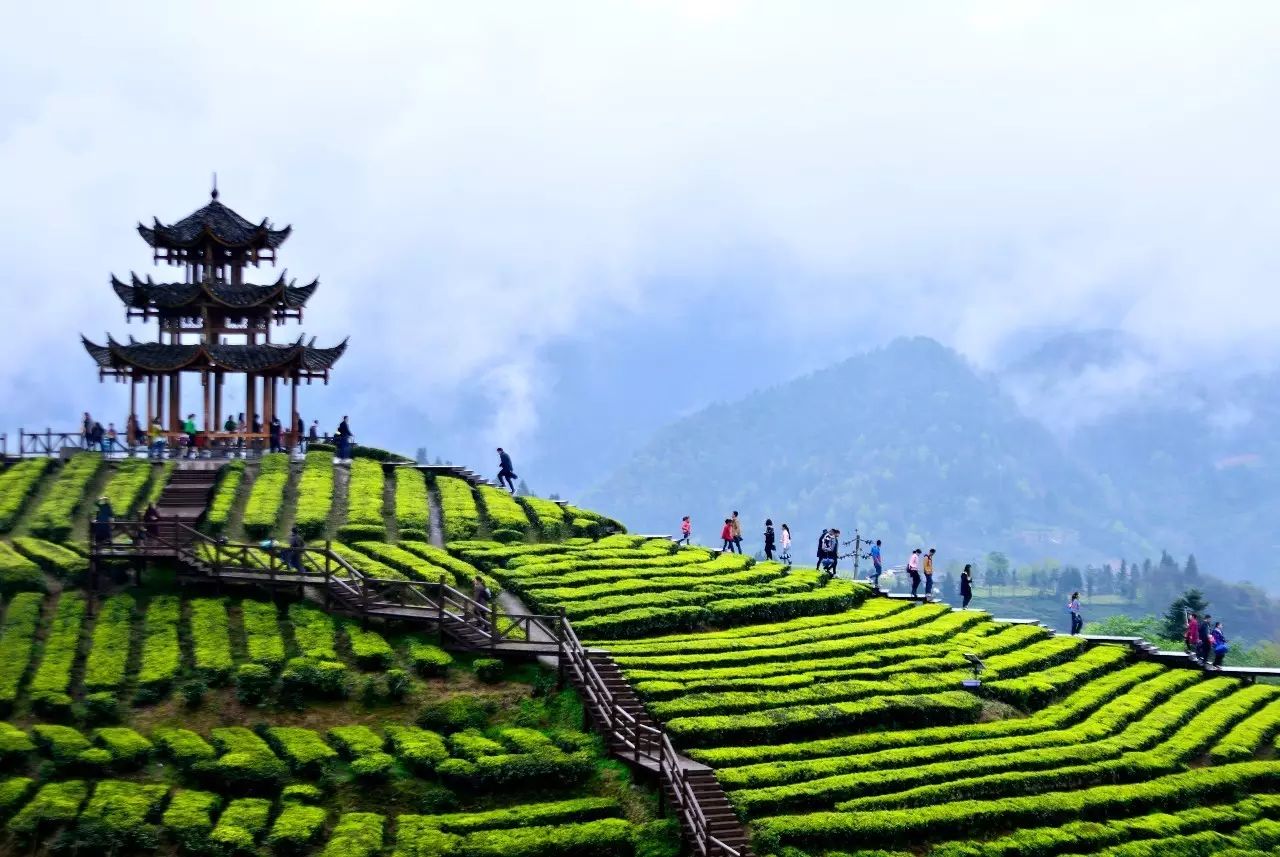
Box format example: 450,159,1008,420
720,519,734,553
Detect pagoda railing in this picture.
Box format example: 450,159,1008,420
14,429,338,460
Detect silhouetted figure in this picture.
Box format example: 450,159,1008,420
763,519,776,561
960,564,973,609
496,447,517,493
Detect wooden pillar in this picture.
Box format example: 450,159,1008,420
246,373,257,428
146,376,154,428
129,378,137,429
203,371,212,432
154,375,165,430
270,377,278,423
290,376,299,445
169,372,181,432
214,373,223,430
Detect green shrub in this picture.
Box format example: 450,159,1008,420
473,658,505,683
438,748,595,791
83,691,120,724
0,722,33,764
384,725,450,773
1213,699,1280,763
265,726,338,774
189,598,233,684
345,459,386,530
387,668,410,702
574,605,709,639
288,602,338,659
28,454,103,541
0,592,41,711
235,663,274,706
29,592,86,705
77,779,168,849
0,459,52,532
101,458,152,517
12,537,87,584
418,694,495,733
351,751,396,779
337,523,389,543
436,476,480,541
7,779,88,836
0,777,34,819
181,677,208,708
281,783,324,804
201,728,288,791
162,789,220,852
208,797,273,854
320,812,385,857
394,468,430,535
519,496,569,540
154,728,217,767
453,817,635,857
205,460,245,535
391,817,459,857
242,453,290,538
92,727,153,767
135,595,181,701
342,620,395,669
83,594,134,691
407,797,621,834
143,461,174,508
240,599,285,670
327,725,383,758
476,485,529,533
281,657,348,701
0,541,46,596
267,803,328,854
293,450,335,539
408,640,453,676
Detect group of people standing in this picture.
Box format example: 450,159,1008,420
81,411,354,462
1185,612,1230,669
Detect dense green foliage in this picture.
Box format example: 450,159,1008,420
242,453,290,538
0,459,51,532
436,476,481,541
293,450,335,539
27,454,102,541
204,459,245,535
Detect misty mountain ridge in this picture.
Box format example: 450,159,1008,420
584,335,1280,589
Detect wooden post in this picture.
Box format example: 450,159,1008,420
246,373,257,434
169,372,181,432
290,376,299,449
129,378,137,437
270,377,279,425
202,371,212,433
214,373,223,432
438,574,446,626
154,375,164,430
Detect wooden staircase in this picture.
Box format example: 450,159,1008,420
154,467,219,523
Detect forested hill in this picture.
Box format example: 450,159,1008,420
583,337,1151,567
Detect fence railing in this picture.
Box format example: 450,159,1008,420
16,429,344,460
87,518,741,857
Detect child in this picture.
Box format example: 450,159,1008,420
720,519,733,553
679,516,692,545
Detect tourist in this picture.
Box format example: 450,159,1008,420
678,516,692,546
82,412,93,449
286,525,305,573
730,511,743,554
816,528,829,570
907,548,922,597
89,421,105,453
104,422,118,454
819,529,838,576
335,416,353,463
1068,591,1083,635
828,529,842,575
960,564,974,608
308,420,320,446
294,414,305,453
1211,622,1229,669
269,415,283,453
1198,614,1213,662
223,414,237,433
869,539,883,591
126,414,141,452
763,519,776,561
236,413,247,455
471,574,492,630
1185,612,1200,656
148,418,166,458
92,496,113,545
924,547,936,599
720,519,734,553
143,503,161,541
496,447,517,493
182,413,198,457
780,524,792,568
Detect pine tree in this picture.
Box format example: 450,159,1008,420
1184,554,1200,579
434,456,444,465
1163,589,1210,641
516,479,531,497
415,447,428,465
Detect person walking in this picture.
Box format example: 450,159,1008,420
269,415,283,453
81,412,93,449
869,539,883,591
471,574,492,630
960,564,974,608
294,414,305,453
89,421,105,453
92,496,114,545
104,423,118,454
678,516,692,546
308,420,320,446
148,418,166,459
1198,614,1213,662
720,519,734,553
336,416,353,463
816,529,829,570
730,511,743,554
286,525,305,573
780,524,792,568
182,413,198,457
763,519,776,561
1068,592,1083,635
127,414,141,451
907,549,922,597
819,529,839,576
1211,622,1229,669
143,503,161,541
923,548,936,599
496,447,517,493
828,529,842,575
1185,612,1200,656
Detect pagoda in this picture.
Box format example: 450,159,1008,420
83,187,346,442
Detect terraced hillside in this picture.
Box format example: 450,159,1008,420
3,452,1280,856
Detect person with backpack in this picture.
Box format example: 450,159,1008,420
763,519,776,561
816,529,829,570
1185,612,1200,656
92,496,114,545
923,548,936,598
678,516,692,545
819,530,839,577
1211,621,1229,669
1068,592,1083,635
907,548,922,597
336,416,353,463
720,519,734,553
471,574,492,630
960,564,974,608
1198,614,1213,662
780,524,792,568
869,539,883,591
730,511,743,554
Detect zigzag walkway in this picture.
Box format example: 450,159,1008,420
88,518,752,857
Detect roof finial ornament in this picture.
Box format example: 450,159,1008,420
211,172,218,200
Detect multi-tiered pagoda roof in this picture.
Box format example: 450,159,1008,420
82,334,347,380
137,193,291,251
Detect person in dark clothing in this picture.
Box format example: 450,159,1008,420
286,525,305,572
1198,614,1213,662
960,564,974,609
336,416,353,462
89,421,105,453
308,420,319,445
496,447,517,493
1068,592,1083,635
92,497,114,545
763,519,776,561
294,414,305,453
818,529,838,576
269,416,283,453
471,574,492,630
816,529,829,570
143,503,161,541
82,412,93,449
720,519,734,552
1211,622,1228,669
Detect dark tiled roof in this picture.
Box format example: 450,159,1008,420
137,192,291,250
81,335,346,374
111,273,318,310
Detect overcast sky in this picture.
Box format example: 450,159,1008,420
2,2,1278,477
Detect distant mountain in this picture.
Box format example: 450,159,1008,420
583,337,1155,569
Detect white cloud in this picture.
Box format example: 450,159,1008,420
1,1,1278,457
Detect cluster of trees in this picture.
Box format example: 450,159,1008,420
965,551,1199,601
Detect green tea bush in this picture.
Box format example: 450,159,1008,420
6,779,88,836
983,644,1130,709
293,450,335,539
208,797,273,854
419,694,495,733
83,691,120,724
0,777,33,819
1212,698,1280,764
265,726,338,774
473,657,505,683
281,783,324,804
435,476,481,541
242,452,290,538
0,592,41,711
76,779,167,849
409,797,621,834
0,722,33,761
394,467,430,535
0,541,46,596
153,728,216,767
83,594,134,691
455,817,635,856
28,592,85,708
235,663,273,706
385,725,450,773
0,459,51,532
327,724,383,758
337,523,388,543
320,812,385,857
287,602,338,659
281,657,348,701
135,595,181,701
408,640,453,676
189,598,234,684
101,459,151,517
91,727,153,767
240,599,285,670
345,459,385,529
342,619,395,669
162,789,220,852
401,541,493,590
351,751,396,779
204,460,245,535
519,496,569,540
201,728,287,792
267,803,328,854
12,537,87,584
28,454,102,541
